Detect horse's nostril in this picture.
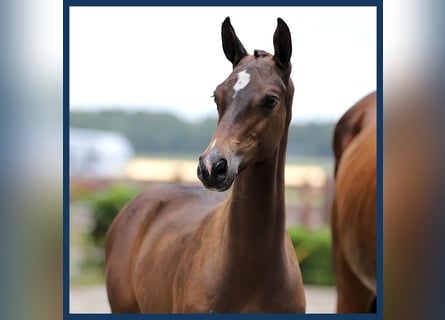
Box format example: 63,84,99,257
213,159,228,180
197,157,209,180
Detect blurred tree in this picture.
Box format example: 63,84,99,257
70,110,334,158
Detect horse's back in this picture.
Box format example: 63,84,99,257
333,92,376,174
105,183,226,313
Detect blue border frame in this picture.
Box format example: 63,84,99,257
63,1,383,319
377,0,384,319
63,0,70,318
376,1,383,317
66,1,378,6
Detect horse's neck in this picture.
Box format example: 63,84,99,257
222,84,292,260
223,136,288,262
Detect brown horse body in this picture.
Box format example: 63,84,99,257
105,18,306,313
331,92,377,312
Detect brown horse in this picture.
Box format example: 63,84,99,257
331,91,377,312
105,17,306,313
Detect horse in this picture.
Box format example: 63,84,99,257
331,91,377,312
104,17,306,313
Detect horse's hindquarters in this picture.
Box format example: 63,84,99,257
335,126,377,293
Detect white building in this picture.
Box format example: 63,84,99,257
70,128,134,178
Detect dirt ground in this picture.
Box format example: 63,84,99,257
70,284,336,314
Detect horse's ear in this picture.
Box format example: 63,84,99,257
221,17,248,67
273,18,292,70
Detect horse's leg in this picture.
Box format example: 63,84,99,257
331,193,375,313
106,271,141,313
334,247,375,313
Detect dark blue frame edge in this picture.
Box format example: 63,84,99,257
63,0,70,318
63,1,383,319
376,0,383,317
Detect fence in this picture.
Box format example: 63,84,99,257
70,157,335,228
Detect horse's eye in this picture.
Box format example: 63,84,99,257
263,95,278,110
212,94,218,105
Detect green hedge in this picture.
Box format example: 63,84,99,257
82,184,334,286
288,226,334,286
84,183,142,248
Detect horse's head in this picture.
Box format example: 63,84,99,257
198,17,294,191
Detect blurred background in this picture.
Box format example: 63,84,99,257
4,1,444,320
69,7,375,313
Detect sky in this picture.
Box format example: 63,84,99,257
70,6,376,123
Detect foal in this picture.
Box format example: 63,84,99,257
105,17,306,313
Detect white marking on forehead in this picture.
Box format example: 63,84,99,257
232,70,250,98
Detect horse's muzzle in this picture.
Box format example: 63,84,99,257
197,155,234,191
